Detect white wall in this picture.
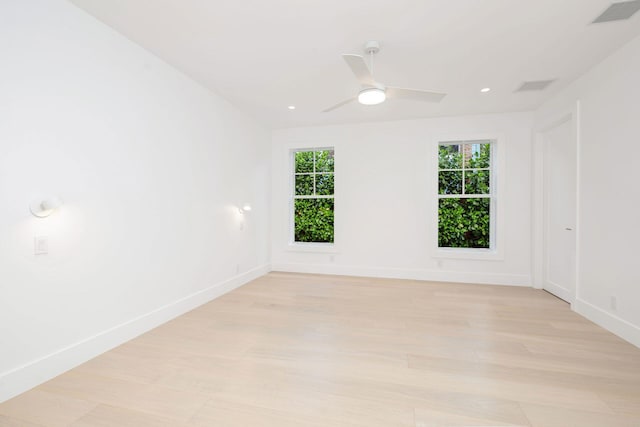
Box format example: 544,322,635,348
0,0,270,401
535,34,640,347
271,113,533,286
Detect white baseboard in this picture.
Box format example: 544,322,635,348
0,264,271,403
271,262,531,286
573,298,640,348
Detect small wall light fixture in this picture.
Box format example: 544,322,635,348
238,202,252,214
30,196,63,218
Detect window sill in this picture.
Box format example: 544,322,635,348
433,248,503,261
286,243,338,254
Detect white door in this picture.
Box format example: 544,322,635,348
542,120,577,303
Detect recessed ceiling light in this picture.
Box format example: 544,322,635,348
480,87,491,93
288,105,296,110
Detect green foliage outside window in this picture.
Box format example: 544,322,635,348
438,142,492,248
439,198,490,248
293,149,334,243
294,199,334,242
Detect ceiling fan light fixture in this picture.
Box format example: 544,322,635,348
323,41,447,112
358,87,386,105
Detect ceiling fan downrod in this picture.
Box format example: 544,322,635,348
364,40,380,79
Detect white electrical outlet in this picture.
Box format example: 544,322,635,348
34,236,49,255
611,295,617,311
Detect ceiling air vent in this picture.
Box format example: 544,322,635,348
592,1,640,23
515,80,555,92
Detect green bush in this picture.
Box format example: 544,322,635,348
294,199,334,243
438,143,491,248
291,145,490,247
438,198,490,248
294,150,334,243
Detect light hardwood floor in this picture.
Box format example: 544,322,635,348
2,272,640,426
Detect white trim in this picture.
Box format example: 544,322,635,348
532,108,575,287
286,243,337,253
543,280,572,302
0,264,271,403
272,262,530,287
574,100,582,303
287,145,336,250
534,111,573,134
429,134,505,261
433,248,502,261
532,103,579,304
574,298,640,349
531,131,545,289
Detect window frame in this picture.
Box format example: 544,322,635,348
289,146,336,250
431,135,504,261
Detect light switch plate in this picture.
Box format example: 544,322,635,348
34,236,48,255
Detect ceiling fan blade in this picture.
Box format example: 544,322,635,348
342,54,375,86
386,86,447,103
323,97,356,113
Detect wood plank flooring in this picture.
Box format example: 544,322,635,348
2,272,640,426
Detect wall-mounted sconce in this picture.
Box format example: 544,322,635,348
30,196,63,218
238,202,252,214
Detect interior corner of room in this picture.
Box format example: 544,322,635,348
1,0,640,422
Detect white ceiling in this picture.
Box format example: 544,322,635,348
69,0,640,129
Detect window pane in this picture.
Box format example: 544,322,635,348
466,142,491,169
438,198,490,248
439,145,462,169
465,170,490,194
315,150,335,172
316,173,334,195
439,171,463,195
295,174,314,196
294,198,334,243
295,151,314,173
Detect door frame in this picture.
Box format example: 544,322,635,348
532,101,581,306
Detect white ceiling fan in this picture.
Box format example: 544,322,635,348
323,41,447,112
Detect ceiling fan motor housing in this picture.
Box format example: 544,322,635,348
364,40,380,55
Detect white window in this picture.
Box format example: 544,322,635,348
291,148,334,244
438,140,494,249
